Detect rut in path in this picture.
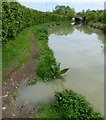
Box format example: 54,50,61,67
2,33,40,118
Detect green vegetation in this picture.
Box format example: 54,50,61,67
53,5,75,20
2,2,71,79
35,103,61,118
77,10,106,23
28,76,38,85
35,25,69,81
2,2,104,119
77,10,106,30
12,92,17,100
2,26,35,77
35,90,103,119
2,2,67,44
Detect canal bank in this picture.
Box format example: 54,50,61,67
18,23,104,115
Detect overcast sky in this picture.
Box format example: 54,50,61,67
17,0,105,12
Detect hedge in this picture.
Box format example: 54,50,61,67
2,2,66,44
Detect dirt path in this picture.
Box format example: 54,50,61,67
2,33,40,118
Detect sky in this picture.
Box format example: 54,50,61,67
17,0,105,12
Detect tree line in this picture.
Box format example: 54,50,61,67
77,9,106,23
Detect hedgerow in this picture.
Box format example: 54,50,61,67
2,2,66,44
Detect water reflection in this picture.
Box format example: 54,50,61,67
75,24,93,35
75,25,105,55
75,25,104,42
49,23,105,55
49,24,75,36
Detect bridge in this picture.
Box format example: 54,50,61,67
74,16,83,23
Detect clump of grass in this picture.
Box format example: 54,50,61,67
28,76,40,85
35,89,103,119
29,80,37,85
34,103,61,118
12,92,17,100
36,27,69,81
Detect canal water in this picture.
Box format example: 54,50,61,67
18,24,104,114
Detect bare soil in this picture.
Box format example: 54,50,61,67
2,33,40,118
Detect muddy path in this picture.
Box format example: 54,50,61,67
2,33,40,118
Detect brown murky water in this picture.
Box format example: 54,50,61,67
18,24,104,114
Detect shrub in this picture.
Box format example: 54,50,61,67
54,89,103,119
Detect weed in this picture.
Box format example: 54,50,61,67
12,92,17,100
28,77,39,85
29,80,37,85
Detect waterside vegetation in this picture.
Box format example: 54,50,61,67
77,9,106,30
29,23,69,84
34,90,103,119
2,1,104,118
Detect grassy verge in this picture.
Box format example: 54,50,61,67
34,89,103,119
29,22,69,85
3,21,67,81
2,26,36,78
34,23,69,82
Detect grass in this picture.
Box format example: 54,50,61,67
2,26,36,78
34,89,103,119
35,24,69,82
2,21,65,80
2,21,65,81
34,103,61,118
12,92,17,100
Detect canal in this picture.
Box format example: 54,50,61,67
18,24,104,114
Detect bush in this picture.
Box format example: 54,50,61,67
54,89,103,119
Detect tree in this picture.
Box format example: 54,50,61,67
67,8,75,20
85,11,97,23
53,5,75,20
